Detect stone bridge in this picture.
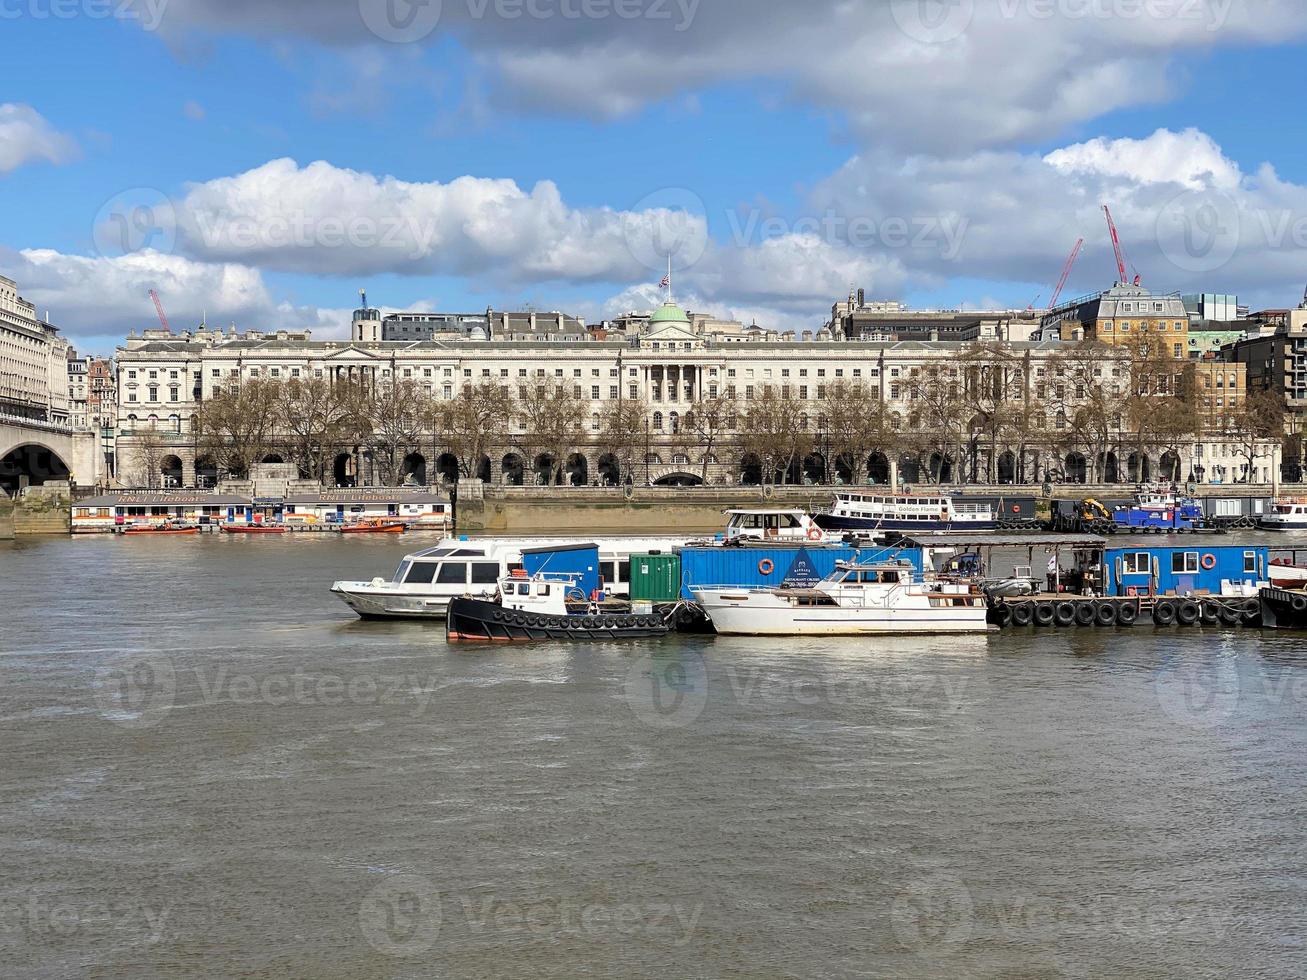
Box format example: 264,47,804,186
0,418,101,494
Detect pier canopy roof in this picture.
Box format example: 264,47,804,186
896,532,1107,550
75,492,253,508
283,489,448,505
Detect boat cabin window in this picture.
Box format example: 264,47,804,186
471,563,499,585
600,561,616,585
405,562,439,585
436,563,467,585
1122,552,1151,575
1171,552,1199,574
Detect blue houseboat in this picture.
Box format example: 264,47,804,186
1103,545,1267,597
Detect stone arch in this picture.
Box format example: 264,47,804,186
648,466,704,487
1099,451,1120,484
261,453,284,465
565,453,589,487
332,451,356,488
1127,451,1151,484
0,442,71,495
533,453,557,486
435,452,459,485
1064,452,1087,484
501,453,525,486
928,452,954,484
802,452,827,485
475,455,492,483
868,451,891,485
997,451,1017,485
598,453,621,487
739,453,763,487
195,455,220,489
898,455,921,485
1159,450,1182,483
160,454,184,488
401,452,427,485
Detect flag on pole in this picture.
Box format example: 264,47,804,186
660,275,670,288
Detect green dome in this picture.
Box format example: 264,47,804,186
649,302,688,324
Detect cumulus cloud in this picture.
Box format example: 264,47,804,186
151,0,1307,152
0,104,78,174
0,247,335,342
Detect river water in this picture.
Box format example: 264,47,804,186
2,533,1306,979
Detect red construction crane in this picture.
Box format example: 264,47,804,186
1102,205,1140,286
1047,237,1084,310
149,289,171,334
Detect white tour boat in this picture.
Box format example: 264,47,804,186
722,509,840,544
813,492,1002,534
692,560,990,636
331,536,686,620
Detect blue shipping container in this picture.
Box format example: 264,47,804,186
677,545,923,600
522,543,601,597
1104,545,1267,597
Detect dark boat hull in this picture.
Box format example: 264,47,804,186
1260,587,1307,629
446,597,673,643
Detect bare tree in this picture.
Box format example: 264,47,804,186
686,392,737,484
131,427,164,489
439,381,514,479
514,383,588,485
597,397,650,486
822,380,893,485
356,379,428,486
740,385,811,485
1223,387,1285,483
905,366,965,483
192,378,280,479
278,376,358,481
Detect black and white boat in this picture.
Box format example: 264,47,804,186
1260,585,1307,629
447,567,675,643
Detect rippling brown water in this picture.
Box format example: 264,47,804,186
2,534,1306,978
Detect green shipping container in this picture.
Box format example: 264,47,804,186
629,553,682,603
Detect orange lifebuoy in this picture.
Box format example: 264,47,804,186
1200,553,1217,571
758,559,775,575
1011,505,1021,514
807,528,822,541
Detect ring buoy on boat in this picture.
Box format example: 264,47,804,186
758,558,775,576
1200,553,1217,571
807,528,822,541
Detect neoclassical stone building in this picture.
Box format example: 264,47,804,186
113,301,1275,490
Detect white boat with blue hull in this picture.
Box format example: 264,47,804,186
692,561,989,636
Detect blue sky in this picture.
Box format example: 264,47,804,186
4,0,1307,352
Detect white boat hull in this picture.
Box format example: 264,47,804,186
331,582,455,620
693,588,990,635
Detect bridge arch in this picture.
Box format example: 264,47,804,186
0,441,71,495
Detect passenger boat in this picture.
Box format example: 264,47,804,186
220,524,287,534
332,536,687,620
339,520,408,535
447,570,674,643
812,492,1032,534
121,525,200,536
692,560,990,635
722,509,840,544
1260,500,1307,531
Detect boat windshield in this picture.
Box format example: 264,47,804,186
393,560,412,583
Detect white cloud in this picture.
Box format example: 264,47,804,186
1044,128,1241,191
182,100,206,121
150,0,1307,153
0,104,78,174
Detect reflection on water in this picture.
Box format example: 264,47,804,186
1,535,1306,978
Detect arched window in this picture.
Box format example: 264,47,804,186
652,412,663,431
147,414,159,428
645,453,662,465
168,414,181,433
672,453,690,465
669,411,680,434
127,414,137,429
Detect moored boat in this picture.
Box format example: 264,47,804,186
447,567,674,643
1260,585,1307,629
121,525,200,536
812,491,1034,534
693,560,989,636
339,520,408,534
1260,499,1307,531
220,524,287,534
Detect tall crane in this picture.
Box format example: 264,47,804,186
1047,237,1084,311
1102,205,1140,286
149,289,172,334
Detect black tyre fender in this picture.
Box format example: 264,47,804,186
1074,602,1096,627
1094,602,1117,627
1117,603,1139,627
1176,601,1200,626
1199,600,1221,625
1011,603,1034,627
1153,601,1177,627
1219,606,1242,627
1034,602,1056,627
991,604,1013,628
1292,596,1307,614
1054,602,1077,628
492,609,505,622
